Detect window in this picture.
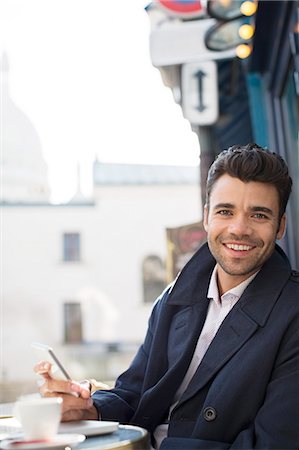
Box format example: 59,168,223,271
142,255,166,304
280,66,299,266
63,232,81,262
63,302,82,343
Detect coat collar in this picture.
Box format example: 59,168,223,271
167,243,292,327
167,243,215,306
238,244,291,326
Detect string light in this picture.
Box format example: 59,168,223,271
240,1,257,17
239,24,255,40
236,43,252,58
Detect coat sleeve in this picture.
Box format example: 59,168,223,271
160,323,299,450
91,289,169,423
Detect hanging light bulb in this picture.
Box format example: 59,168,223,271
236,43,252,58
240,1,257,17
239,23,255,40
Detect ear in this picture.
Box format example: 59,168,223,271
276,213,286,240
203,204,209,232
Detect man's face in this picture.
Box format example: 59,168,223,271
203,174,286,293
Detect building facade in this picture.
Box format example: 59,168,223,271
1,53,202,397
1,162,201,387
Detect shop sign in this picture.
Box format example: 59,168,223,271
182,60,219,125
157,0,205,18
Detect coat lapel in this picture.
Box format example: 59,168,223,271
136,298,209,424
178,306,258,402
166,300,209,371
134,245,215,426
161,243,215,379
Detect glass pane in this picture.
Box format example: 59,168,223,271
142,255,166,303
207,0,243,20
281,67,299,266
205,17,251,51
64,302,82,343
63,232,81,262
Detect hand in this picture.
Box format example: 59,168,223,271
34,361,98,422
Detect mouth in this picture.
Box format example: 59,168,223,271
222,243,256,260
225,243,255,251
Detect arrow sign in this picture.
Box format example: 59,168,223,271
182,61,219,125
194,69,207,112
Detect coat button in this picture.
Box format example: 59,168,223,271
203,406,217,421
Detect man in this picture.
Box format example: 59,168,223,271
35,144,299,449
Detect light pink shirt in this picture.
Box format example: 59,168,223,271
153,266,258,449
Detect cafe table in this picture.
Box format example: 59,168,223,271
0,402,150,450
75,424,149,450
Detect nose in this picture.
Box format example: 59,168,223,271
227,214,252,237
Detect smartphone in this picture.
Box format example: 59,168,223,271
31,342,71,381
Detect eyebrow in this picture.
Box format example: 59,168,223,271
214,203,234,209
213,203,275,216
250,206,275,216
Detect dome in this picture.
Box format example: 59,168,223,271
0,53,50,203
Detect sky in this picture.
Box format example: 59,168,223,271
0,0,200,203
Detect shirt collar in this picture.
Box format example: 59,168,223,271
207,265,259,305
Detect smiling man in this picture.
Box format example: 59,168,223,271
35,144,299,449
204,172,286,295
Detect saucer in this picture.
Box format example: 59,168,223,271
0,433,86,449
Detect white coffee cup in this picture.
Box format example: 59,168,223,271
14,397,62,441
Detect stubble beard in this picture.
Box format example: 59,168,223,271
208,235,275,278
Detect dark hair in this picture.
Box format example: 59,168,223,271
206,143,292,220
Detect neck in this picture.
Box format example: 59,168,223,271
216,265,257,296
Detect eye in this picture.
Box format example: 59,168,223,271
217,210,232,216
253,213,269,219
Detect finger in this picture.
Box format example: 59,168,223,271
43,391,91,409
62,400,94,422
34,361,52,375
39,379,53,396
64,396,93,412
42,392,93,420
72,382,91,399
61,404,95,422
37,378,68,397
44,378,75,395
43,378,89,399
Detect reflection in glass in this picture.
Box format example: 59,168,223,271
207,0,244,20
142,255,166,303
205,17,251,51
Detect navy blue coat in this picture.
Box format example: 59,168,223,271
92,243,299,449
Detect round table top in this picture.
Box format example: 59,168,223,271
76,424,149,450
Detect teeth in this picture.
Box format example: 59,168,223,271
226,244,252,251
